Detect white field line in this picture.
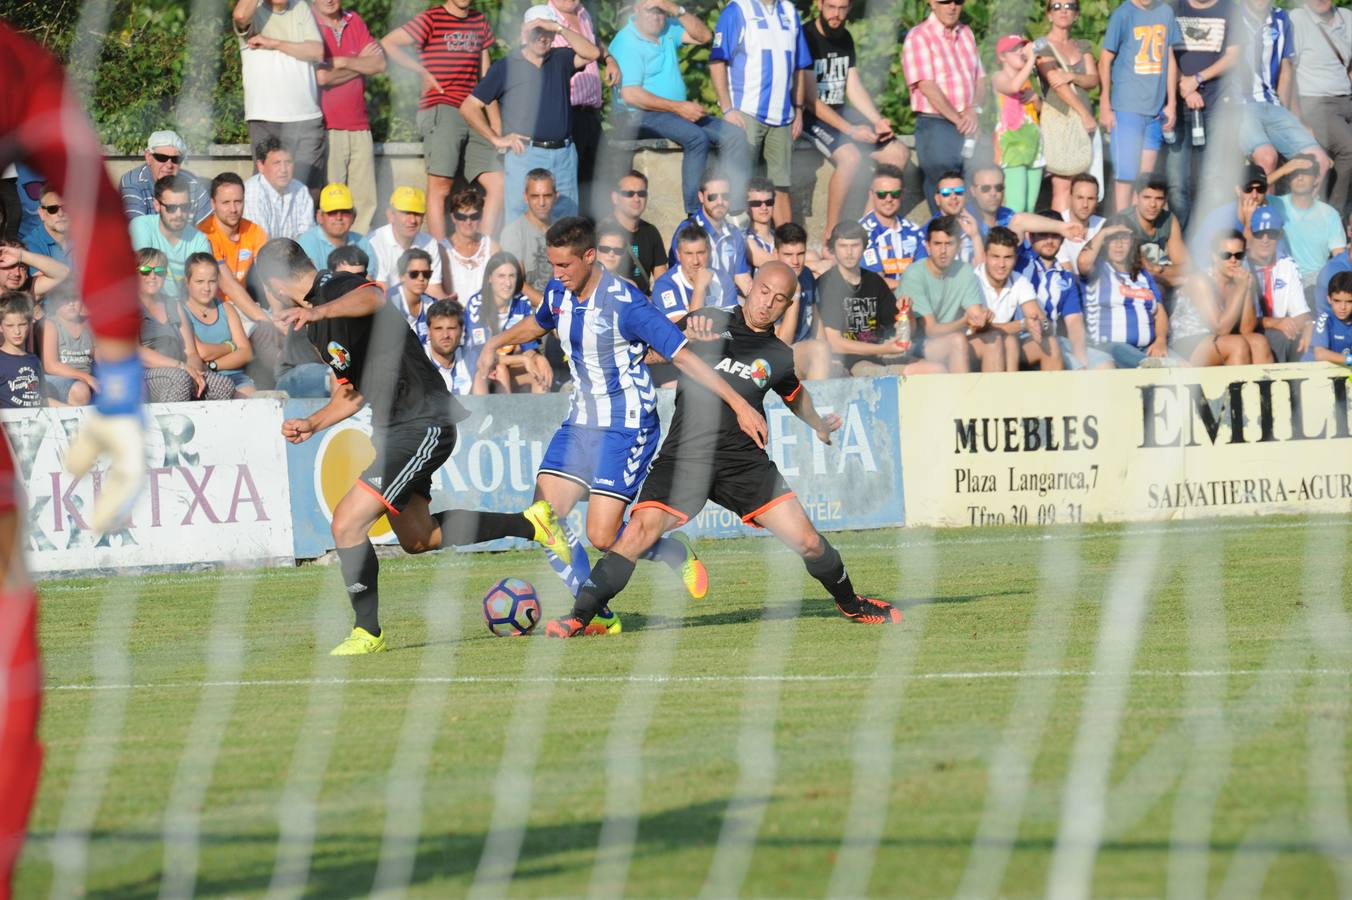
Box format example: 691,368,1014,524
826,538,933,898
157,570,257,900
699,545,804,899
1047,524,1168,900
46,667,1351,694
370,559,466,899
34,517,1348,594
955,520,1083,898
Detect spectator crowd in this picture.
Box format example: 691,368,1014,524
4,0,1352,409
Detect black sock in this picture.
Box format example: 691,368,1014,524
572,553,636,623
804,538,855,605
436,510,533,547
336,542,380,635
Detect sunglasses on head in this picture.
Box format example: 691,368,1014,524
976,183,1005,193
452,211,483,221
405,269,432,279
938,186,965,197
160,201,190,214
874,189,902,199
704,192,728,202
1217,249,1246,260
618,189,648,198
150,152,182,164
747,198,774,208
40,203,63,215
137,265,167,275
597,244,626,255
1049,2,1079,10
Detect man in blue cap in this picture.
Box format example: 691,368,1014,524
1247,204,1313,362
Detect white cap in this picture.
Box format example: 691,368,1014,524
146,130,188,157
523,5,561,26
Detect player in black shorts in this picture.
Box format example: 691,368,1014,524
255,239,572,655
544,262,902,637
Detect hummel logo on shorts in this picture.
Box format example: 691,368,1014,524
347,582,367,594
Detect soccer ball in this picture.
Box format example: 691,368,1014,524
482,577,541,637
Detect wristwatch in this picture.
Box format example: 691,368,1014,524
207,360,219,371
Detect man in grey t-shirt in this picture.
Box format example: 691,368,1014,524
897,215,1002,372
498,168,558,304
1291,0,1352,217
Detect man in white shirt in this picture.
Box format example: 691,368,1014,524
1057,172,1106,273
975,226,1062,370
243,137,315,241
425,299,473,394
233,0,327,196
1248,205,1314,361
365,186,450,299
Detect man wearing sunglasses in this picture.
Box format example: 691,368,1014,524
118,130,211,223
859,164,926,290
500,169,559,304
923,171,985,264
667,169,754,298
607,0,745,216
604,170,668,288
24,188,69,270
1246,205,1313,361
1188,160,1303,259
951,166,1084,262
902,0,987,213
461,5,601,223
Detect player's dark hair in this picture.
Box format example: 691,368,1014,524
0,290,33,322
1330,271,1352,299
524,168,555,188
449,184,485,214
255,238,317,285
774,222,808,247
674,222,710,248
327,244,368,273
426,298,463,324
828,220,869,248
985,226,1020,251
872,163,904,184
1070,172,1099,193
747,175,775,196
397,248,433,276
154,174,192,201
926,215,960,240
183,251,217,282
209,171,244,199
481,251,525,312
699,168,730,192
546,216,596,256
936,170,965,189
253,135,287,163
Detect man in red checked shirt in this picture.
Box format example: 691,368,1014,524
0,21,148,899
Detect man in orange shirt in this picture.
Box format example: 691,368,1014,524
198,171,268,285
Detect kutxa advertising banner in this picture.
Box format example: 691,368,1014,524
285,377,905,559
899,363,1352,527
5,400,293,573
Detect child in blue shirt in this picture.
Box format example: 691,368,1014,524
1306,270,1352,365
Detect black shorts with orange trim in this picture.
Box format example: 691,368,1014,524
358,421,457,515
633,448,794,528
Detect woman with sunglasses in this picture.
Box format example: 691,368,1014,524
463,252,550,394
135,248,237,401
443,185,496,304
0,238,68,299
1170,230,1271,366
1033,0,1101,211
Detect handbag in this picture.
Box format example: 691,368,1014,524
1039,41,1094,176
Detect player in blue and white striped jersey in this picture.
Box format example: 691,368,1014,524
858,164,926,290
1019,222,1114,370
668,170,753,298
479,217,770,620
1076,222,1173,368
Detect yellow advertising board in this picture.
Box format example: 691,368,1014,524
898,363,1352,528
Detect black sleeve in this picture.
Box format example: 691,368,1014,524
308,315,366,385
817,272,846,331
773,361,803,402
317,270,370,304
866,272,899,337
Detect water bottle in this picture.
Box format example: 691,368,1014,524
1191,108,1206,147
961,136,976,160
1162,123,1177,144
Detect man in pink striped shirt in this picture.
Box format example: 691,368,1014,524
550,0,607,215
901,0,986,213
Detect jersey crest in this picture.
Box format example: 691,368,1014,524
327,341,351,370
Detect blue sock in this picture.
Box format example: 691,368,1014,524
639,534,688,571
544,519,591,598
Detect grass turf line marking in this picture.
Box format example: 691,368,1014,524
46,668,1352,693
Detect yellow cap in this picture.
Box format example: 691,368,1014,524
319,183,355,212
389,186,427,215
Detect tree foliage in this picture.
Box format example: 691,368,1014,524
6,0,1115,152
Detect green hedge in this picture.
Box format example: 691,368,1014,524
7,0,1112,153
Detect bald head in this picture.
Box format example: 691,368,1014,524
755,260,796,295
743,261,798,331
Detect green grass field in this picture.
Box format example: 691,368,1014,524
16,515,1352,898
